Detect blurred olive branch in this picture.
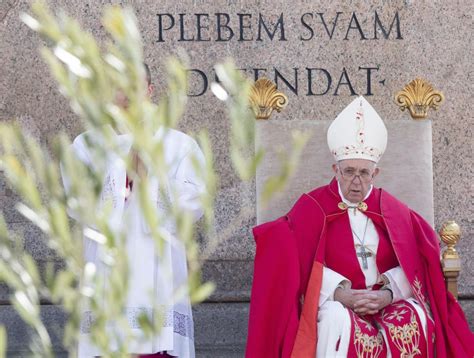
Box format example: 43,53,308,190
0,1,307,356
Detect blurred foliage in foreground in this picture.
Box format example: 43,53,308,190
0,1,308,356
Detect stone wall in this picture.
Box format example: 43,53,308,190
1,0,472,355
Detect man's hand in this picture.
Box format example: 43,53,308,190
334,288,364,311
335,288,392,315
353,290,392,315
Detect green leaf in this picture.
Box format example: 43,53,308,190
11,291,39,327
0,215,8,239
0,325,6,358
137,312,153,335
190,281,215,304
23,255,41,287
259,130,310,206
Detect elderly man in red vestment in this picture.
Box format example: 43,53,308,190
246,97,473,357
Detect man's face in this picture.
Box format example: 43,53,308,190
332,159,379,203
114,81,154,110
115,90,129,109
113,81,155,135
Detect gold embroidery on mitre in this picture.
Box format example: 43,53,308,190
332,145,384,162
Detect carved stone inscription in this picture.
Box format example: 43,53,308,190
155,11,403,97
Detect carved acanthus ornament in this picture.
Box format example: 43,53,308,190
395,78,444,119
249,78,288,120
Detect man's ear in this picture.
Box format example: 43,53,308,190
332,163,338,174
373,167,380,178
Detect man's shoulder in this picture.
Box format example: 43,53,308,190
379,188,434,226
301,183,337,213
376,187,431,230
71,130,106,149
287,184,332,219
70,130,94,154
253,217,290,240
378,187,410,212
255,185,329,232
306,184,330,200
159,127,194,142
71,130,89,144
157,128,199,152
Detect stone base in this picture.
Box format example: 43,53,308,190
0,303,249,356
2,299,473,356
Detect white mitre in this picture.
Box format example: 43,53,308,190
327,96,387,163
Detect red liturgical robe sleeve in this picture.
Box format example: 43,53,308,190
245,217,301,358
246,193,325,358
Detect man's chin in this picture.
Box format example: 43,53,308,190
348,193,363,203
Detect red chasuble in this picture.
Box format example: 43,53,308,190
245,178,473,358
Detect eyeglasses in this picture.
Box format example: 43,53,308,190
338,166,374,182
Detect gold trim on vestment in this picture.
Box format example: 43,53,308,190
381,302,422,356
353,315,385,358
338,201,368,212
